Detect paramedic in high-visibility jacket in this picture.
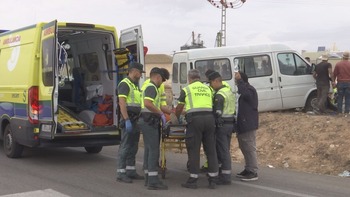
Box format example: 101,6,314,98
140,67,168,190
175,69,219,189
207,71,236,185
116,62,145,184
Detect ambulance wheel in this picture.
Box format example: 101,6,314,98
3,124,24,158
84,146,103,154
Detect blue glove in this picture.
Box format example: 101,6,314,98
125,119,132,133
160,114,167,128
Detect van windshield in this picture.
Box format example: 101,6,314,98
195,58,231,82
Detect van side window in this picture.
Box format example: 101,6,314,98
235,55,272,78
278,53,308,76
180,62,187,84
195,58,231,81
173,63,179,83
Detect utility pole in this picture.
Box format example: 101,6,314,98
208,0,246,47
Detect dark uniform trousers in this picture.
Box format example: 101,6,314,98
186,113,218,176
117,120,140,174
216,124,233,180
139,117,161,184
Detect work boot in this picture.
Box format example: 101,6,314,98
181,177,198,189
116,173,132,183
208,176,218,189
216,174,232,185
126,171,144,180
147,176,168,190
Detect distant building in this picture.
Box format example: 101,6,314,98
145,54,173,86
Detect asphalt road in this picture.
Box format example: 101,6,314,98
0,143,349,197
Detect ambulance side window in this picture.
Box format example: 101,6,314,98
173,63,179,83
42,38,54,86
180,63,187,84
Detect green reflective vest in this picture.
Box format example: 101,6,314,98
182,81,213,113
216,86,236,118
142,79,166,106
118,78,141,108
141,82,160,112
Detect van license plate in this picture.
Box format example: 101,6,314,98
41,124,52,132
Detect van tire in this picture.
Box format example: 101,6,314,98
304,92,317,112
3,124,24,158
84,146,103,154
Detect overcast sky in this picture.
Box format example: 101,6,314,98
1,0,350,55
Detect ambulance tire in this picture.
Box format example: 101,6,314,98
3,124,24,158
84,146,103,154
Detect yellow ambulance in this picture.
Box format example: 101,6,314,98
0,20,145,158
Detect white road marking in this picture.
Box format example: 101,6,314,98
0,189,69,197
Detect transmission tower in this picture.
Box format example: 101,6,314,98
208,0,246,47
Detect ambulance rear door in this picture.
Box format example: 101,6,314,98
119,25,145,84
40,20,58,139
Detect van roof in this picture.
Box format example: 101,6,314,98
175,43,293,60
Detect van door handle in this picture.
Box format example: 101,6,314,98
279,77,281,82
270,78,273,83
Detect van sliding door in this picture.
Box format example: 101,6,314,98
40,20,58,139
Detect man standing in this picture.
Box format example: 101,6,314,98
235,71,259,181
313,54,333,114
116,62,145,183
175,69,219,189
140,67,168,190
333,51,350,114
207,71,236,185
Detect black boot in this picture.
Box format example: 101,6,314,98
208,176,218,189
147,176,168,190
116,173,133,184
181,177,198,189
126,170,144,180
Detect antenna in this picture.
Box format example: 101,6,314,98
208,0,246,47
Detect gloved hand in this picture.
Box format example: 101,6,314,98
160,113,167,128
125,119,132,133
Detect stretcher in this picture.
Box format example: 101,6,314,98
160,123,187,179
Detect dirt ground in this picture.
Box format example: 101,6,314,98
230,110,350,176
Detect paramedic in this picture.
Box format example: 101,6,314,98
116,62,145,183
140,67,168,190
175,69,219,189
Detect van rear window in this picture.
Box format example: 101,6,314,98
195,58,231,81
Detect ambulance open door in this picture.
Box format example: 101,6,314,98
40,20,58,139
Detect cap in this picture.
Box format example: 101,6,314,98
207,71,221,81
128,62,145,73
160,68,170,80
343,51,350,59
150,67,166,81
205,69,215,78
321,54,328,61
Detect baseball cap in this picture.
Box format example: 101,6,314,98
128,62,145,73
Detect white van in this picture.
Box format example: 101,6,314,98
172,43,317,112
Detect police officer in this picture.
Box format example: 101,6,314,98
141,68,172,114
116,62,145,183
175,69,219,189
140,67,168,190
207,71,236,185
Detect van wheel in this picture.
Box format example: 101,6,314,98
84,146,103,154
3,124,24,158
304,93,317,112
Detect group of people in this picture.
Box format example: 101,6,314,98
312,51,350,114
115,62,259,190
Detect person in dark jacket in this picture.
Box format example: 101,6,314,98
234,71,259,181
